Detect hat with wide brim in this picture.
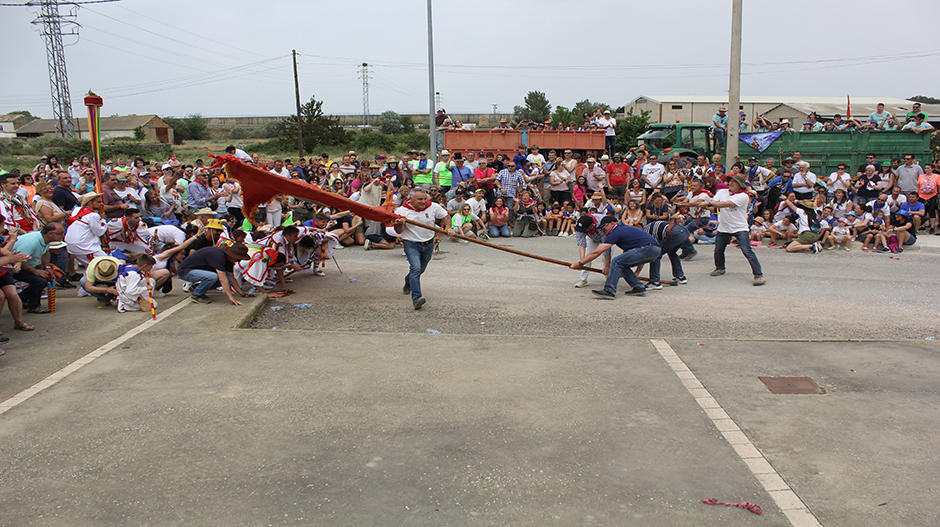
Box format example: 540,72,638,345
81,192,102,206
87,256,122,282
222,243,249,261
591,191,605,200
48,241,67,250
729,174,748,188
205,219,226,230
193,207,215,216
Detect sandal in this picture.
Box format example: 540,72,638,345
14,321,35,331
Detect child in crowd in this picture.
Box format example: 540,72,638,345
860,210,886,251
767,216,796,246
559,203,579,236
115,255,157,313
828,217,851,250
749,216,767,244
543,203,565,235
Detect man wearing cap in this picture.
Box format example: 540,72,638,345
572,213,611,289
394,190,454,310
65,193,108,266
433,150,454,193
643,216,692,289
411,151,434,191
178,243,251,305
596,110,617,158
582,157,607,192
712,107,728,149
11,223,64,314
571,216,660,298
707,174,765,285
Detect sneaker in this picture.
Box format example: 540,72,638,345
876,247,889,252
181,281,194,293
96,301,111,309
56,280,76,289
573,279,589,288
191,295,212,304
709,268,726,276
645,282,663,290
153,290,166,298
333,244,344,250
27,306,51,314
896,247,904,253
364,240,372,251
479,233,490,241
767,242,776,247
67,273,83,282
812,242,821,253
591,289,616,300
403,281,411,295
314,269,326,276
624,287,647,296
680,250,698,260
844,246,851,251
413,296,426,310
753,276,765,286
825,245,834,250
458,239,470,244
862,247,869,252
77,287,90,297
675,276,688,285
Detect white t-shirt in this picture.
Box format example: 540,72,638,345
828,172,852,192
596,116,616,136
526,153,545,167
466,196,487,217
714,189,750,233
793,171,817,193
394,202,448,242
641,163,665,189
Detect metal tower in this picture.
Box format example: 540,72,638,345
358,62,371,126
29,0,79,138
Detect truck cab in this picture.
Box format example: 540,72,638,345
636,123,713,164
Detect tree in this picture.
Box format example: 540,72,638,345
909,95,940,104
615,108,653,155
379,110,404,134
163,113,209,144
274,96,346,153
552,105,575,128
513,91,552,123
572,100,611,124
8,110,38,120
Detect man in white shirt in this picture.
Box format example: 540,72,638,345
827,163,852,194
596,110,617,157
707,174,764,285
641,154,666,193
466,188,488,218
394,190,454,310
224,145,252,163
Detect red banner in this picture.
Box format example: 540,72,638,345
210,155,398,225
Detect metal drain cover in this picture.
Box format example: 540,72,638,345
758,376,825,394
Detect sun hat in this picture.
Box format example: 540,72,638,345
205,219,226,230
590,191,605,200
222,243,249,261
193,207,215,216
87,256,121,282
80,192,102,206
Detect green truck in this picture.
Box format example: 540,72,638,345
635,123,932,175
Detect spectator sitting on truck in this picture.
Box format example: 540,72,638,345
831,114,848,130
739,112,749,133
902,114,935,134
882,117,900,131
807,113,824,131
712,107,728,148
869,103,893,128
905,103,928,121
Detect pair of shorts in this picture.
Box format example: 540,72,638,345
0,271,14,287
796,231,820,245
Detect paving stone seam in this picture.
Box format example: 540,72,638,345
0,299,191,417
649,338,824,527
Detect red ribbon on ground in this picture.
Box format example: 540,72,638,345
209,154,398,225
701,498,763,515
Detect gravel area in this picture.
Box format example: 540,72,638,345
250,236,940,341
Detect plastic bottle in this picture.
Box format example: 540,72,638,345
270,306,284,312
426,329,441,334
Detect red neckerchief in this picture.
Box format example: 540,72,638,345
194,178,208,190
730,189,748,196
691,189,713,198
402,200,431,212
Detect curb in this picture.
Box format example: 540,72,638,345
230,294,269,329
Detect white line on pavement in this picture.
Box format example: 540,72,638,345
0,299,191,416
649,338,823,527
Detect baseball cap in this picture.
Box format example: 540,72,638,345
574,215,596,233
598,216,618,229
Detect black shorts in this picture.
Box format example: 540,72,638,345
925,195,939,218
0,272,14,288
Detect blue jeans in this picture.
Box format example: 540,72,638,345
488,224,511,237
403,239,434,300
714,231,763,277
605,244,661,293
649,225,689,283
179,269,221,297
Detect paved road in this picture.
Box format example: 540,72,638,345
1,235,938,526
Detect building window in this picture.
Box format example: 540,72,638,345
672,105,683,110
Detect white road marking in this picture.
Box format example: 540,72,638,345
0,299,191,416
650,338,823,527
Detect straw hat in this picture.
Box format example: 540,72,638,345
193,207,215,216
87,256,121,282
590,191,605,200
81,192,102,206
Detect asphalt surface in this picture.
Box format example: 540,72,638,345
1,233,939,526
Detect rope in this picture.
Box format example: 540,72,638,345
701,498,763,515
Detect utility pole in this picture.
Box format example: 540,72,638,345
426,0,437,161
30,0,78,138
359,62,371,126
435,92,442,111
292,49,303,158
726,0,743,164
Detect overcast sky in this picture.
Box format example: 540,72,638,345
1,0,938,120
